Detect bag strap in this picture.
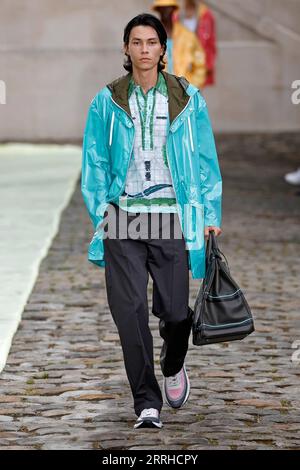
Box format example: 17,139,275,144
205,230,214,272
207,230,231,273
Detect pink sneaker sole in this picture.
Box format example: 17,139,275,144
162,364,190,409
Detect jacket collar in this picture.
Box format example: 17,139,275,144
107,71,191,124
128,71,168,99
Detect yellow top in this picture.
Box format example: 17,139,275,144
166,21,206,89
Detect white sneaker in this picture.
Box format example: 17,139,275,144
284,168,300,185
133,408,163,429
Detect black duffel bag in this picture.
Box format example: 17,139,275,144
192,230,255,345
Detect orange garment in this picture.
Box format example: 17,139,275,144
165,21,206,89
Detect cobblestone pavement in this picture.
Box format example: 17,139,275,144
0,134,299,450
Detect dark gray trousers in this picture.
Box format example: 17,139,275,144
103,203,193,416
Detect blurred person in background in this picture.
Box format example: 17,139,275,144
152,0,206,89
181,0,217,87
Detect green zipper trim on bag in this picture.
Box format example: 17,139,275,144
202,318,252,329
204,289,241,299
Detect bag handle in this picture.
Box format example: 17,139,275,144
206,229,218,260
205,230,214,271
206,230,231,273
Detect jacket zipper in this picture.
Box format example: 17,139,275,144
107,97,135,203
165,95,194,271
165,95,193,204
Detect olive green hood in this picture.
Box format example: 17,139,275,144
106,71,192,125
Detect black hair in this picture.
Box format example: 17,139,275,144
123,13,167,72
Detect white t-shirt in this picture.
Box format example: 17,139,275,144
182,16,198,33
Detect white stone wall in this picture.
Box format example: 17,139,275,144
0,0,299,139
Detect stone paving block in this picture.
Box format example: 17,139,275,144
0,134,299,449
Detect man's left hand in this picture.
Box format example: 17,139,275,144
204,226,222,238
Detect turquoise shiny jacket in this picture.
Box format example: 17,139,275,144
81,71,222,279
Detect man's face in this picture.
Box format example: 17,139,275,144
124,26,164,72
155,6,177,23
